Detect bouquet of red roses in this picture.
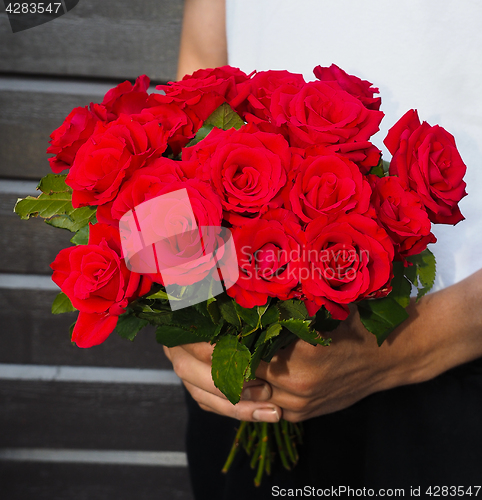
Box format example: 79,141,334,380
15,64,467,485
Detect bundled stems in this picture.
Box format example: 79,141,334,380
222,419,303,486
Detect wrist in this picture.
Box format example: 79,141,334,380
379,269,482,390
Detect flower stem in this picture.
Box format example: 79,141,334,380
254,422,269,487
245,424,258,455
282,419,297,465
250,437,262,469
273,421,291,470
222,420,247,473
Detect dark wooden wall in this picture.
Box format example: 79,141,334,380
0,2,195,498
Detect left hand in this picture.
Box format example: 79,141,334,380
254,267,482,422
253,306,415,422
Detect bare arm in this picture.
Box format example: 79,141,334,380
176,0,228,80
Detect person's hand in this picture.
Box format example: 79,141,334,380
253,269,482,422
165,269,482,423
163,342,282,422
253,306,418,422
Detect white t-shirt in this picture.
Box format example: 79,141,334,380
226,0,482,290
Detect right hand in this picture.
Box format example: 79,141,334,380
163,342,282,422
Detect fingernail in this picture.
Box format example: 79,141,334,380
252,408,280,423
241,384,270,401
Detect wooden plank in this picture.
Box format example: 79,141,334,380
0,289,174,369
0,190,74,274
0,461,193,500
0,84,107,179
0,0,183,81
0,379,187,451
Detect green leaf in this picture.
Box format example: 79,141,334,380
207,298,221,324
265,322,283,342
313,307,341,333
156,324,210,347
235,303,259,328
261,304,280,327
261,331,298,363
218,298,241,328
368,165,384,178
204,102,245,131
138,311,173,326
71,224,90,245
145,289,177,301
278,300,309,320
246,344,265,380
244,324,281,380
193,301,210,318
133,302,172,325
185,123,215,148
166,308,218,338
51,292,76,314
15,179,96,233
45,206,96,232
240,323,258,337
369,157,388,178
407,249,436,300
357,297,409,346
115,314,148,341
38,174,71,194
388,261,412,308
280,318,330,346
69,321,76,340
256,298,271,317
15,192,74,220
212,335,251,404
404,263,418,287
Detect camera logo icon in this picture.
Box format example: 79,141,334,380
119,189,239,311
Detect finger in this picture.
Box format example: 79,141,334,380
169,344,273,399
178,341,214,364
163,345,172,361
184,380,282,422
169,345,228,399
240,381,272,401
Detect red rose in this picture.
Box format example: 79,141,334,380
184,65,253,110
66,115,168,207
227,209,304,307
243,70,305,124
385,109,467,225
302,214,394,319
96,157,189,225
270,81,384,149
119,180,224,288
285,150,372,224
101,75,150,120
157,65,251,122
370,175,436,260
47,105,102,173
317,141,381,174
51,223,151,347
142,94,198,155
313,64,381,111
185,125,290,224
